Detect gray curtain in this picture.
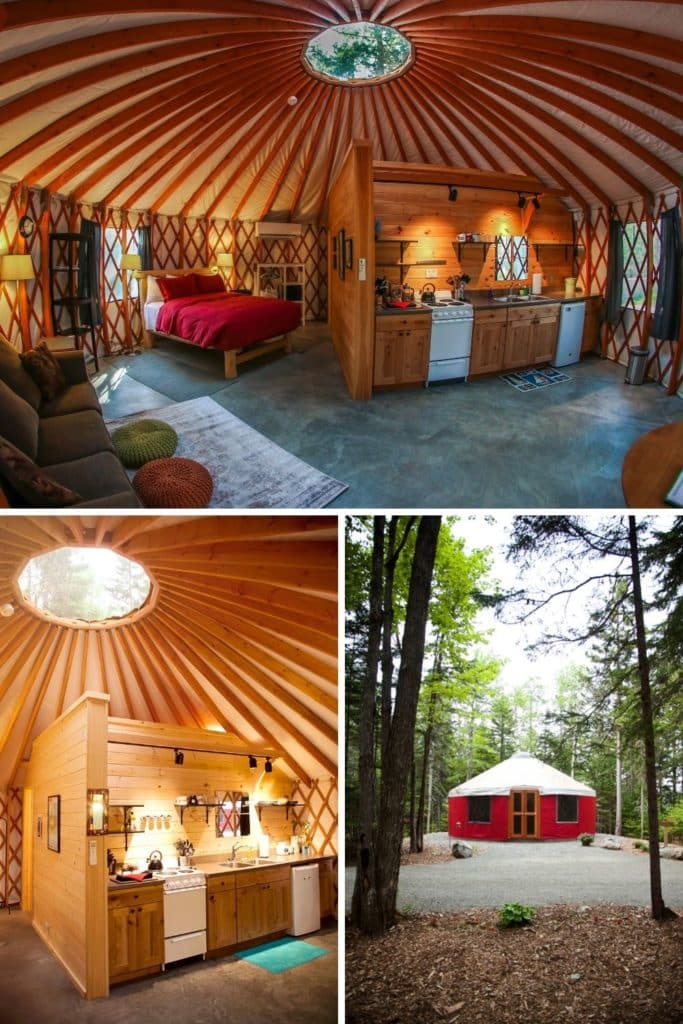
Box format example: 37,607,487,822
604,217,624,328
78,218,102,327
138,225,152,271
650,207,682,342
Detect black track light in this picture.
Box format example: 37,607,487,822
265,757,273,773
174,748,184,766
448,185,458,202
532,193,541,210
248,755,258,770
517,193,527,209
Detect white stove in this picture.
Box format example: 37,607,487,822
427,293,474,383
156,869,207,964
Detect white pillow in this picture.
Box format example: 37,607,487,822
145,276,165,303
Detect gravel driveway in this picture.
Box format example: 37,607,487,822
345,839,683,913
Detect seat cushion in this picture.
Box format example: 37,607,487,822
0,434,82,507
37,409,113,466
46,451,140,504
133,457,213,507
0,379,40,457
111,418,178,467
40,381,102,418
20,343,67,400
0,338,41,409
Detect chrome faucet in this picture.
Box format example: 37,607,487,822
507,283,517,298
230,841,246,863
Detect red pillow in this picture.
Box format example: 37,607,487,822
193,273,226,295
157,275,197,301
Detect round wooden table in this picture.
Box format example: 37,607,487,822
621,422,683,507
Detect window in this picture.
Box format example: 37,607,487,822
468,796,491,823
303,22,412,84
104,227,123,302
215,791,250,838
557,795,578,823
621,220,648,310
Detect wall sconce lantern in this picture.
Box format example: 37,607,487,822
87,788,109,835
448,185,458,202
174,748,185,765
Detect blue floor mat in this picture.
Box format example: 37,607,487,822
501,367,572,391
233,937,328,974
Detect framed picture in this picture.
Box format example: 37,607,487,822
47,794,60,853
345,235,353,270
337,229,345,281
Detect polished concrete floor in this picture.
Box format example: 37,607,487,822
94,325,683,508
0,909,337,1024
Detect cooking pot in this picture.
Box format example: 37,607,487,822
420,283,436,305
147,850,163,871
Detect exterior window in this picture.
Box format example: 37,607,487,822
468,796,491,823
104,227,123,302
557,795,578,822
621,221,647,310
303,22,412,84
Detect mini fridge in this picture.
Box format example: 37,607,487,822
288,863,320,936
552,301,585,367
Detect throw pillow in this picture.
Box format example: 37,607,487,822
0,434,82,507
157,275,198,301
193,273,226,294
145,276,164,303
20,342,67,401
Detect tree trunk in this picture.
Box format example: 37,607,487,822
426,759,433,835
416,691,437,852
627,515,670,921
380,518,398,762
351,517,385,933
363,516,441,934
615,726,623,836
408,757,418,853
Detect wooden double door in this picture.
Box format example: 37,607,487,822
509,789,539,839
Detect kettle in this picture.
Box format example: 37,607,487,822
148,850,163,871
420,283,436,305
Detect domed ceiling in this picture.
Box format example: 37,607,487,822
0,515,338,791
0,2,680,221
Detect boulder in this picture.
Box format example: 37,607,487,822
660,846,683,860
600,839,623,850
452,840,473,859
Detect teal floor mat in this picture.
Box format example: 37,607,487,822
233,937,328,974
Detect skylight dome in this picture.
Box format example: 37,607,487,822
303,22,413,84
18,547,152,625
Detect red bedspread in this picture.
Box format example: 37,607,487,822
154,292,301,351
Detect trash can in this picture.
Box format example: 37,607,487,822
625,346,648,385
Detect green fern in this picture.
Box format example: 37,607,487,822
498,902,535,928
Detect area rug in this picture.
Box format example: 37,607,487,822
107,396,347,508
501,367,572,392
233,937,328,974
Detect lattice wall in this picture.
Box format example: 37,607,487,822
0,788,22,907
290,776,338,857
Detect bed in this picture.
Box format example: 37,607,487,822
137,268,302,378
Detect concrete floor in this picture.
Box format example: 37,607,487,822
0,910,337,1024
94,325,683,508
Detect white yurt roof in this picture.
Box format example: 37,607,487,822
449,751,596,798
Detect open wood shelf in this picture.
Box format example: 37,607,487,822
256,800,304,821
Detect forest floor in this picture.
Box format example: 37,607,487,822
346,904,683,1024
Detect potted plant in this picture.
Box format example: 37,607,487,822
175,838,195,866
578,832,594,846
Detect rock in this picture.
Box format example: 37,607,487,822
660,846,683,860
569,973,582,982
451,840,473,859
600,839,623,850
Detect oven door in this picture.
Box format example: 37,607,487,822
429,318,473,362
163,885,207,939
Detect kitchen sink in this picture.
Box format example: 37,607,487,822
493,295,531,302
219,858,275,868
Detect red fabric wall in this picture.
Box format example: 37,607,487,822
540,794,596,838
448,794,509,840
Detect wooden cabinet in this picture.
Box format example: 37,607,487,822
207,874,237,952
469,308,507,375
531,305,560,364
374,314,431,387
236,865,291,944
108,885,164,983
504,306,536,369
319,857,337,920
582,295,603,353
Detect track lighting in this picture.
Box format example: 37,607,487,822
517,193,527,209
448,185,458,202
248,755,258,770
174,748,184,766
265,757,273,773
532,194,541,210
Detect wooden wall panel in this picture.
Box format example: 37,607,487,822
0,787,22,906
328,139,376,400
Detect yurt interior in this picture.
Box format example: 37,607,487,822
0,3,681,510
0,514,338,1022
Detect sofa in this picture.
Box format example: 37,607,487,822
0,339,141,507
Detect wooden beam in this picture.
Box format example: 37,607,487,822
373,161,550,195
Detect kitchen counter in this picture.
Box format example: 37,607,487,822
376,302,432,316
108,851,334,890
467,292,595,310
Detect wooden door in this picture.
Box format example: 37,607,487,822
263,877,291,933
531,309,560,364
509,790,539,839
401,328,430,383
470,319,507,375
374,330,402,386
133,901,164,971
207,888,237,950
319,859,337,920
109,906,136,978
236,883,268,943
503,319,534,369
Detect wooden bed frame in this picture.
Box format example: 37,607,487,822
136,268,292,379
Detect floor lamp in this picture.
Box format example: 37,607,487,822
0,253,35,350
121,252,141,350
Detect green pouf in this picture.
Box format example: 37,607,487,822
111,419,178,468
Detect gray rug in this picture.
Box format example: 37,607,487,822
107,396,348,508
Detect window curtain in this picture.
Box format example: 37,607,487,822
650,207,682,342
137,225,152,271
78,217,102,327
603,217,624,328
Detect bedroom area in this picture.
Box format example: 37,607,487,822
0,3,682,510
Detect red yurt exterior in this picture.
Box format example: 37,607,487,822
448,751,596,841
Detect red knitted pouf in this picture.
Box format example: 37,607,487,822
133,457,213,508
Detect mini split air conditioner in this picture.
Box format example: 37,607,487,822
255,221,302,239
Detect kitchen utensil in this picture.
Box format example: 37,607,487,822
147,849,163,871
401,284,414,301
188,794,199,806
421,283,436,305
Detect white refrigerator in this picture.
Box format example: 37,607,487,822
552,301,585,367
288,863,321,936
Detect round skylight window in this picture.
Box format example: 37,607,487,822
18,547,152,625
303,22,413,85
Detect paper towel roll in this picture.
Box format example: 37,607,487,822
259,835,270,858
532,273,543,295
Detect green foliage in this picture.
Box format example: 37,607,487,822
498,902,535,928
578,833,594,846
306,23,411,82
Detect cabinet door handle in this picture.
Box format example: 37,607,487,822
209,895,215,902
